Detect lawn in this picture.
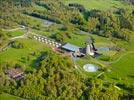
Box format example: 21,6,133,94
64,33,88,47
0,38,51,71
0,93,23,100
32,24,60,37
22,14,44,27
115,34,134,51
74,54,108,79
23,14,62,37
6,30,25,38
106,53,134,84
32,29,52,36
75,49,134,84
64,0,134,11
64,33,112,47
72,33,134,84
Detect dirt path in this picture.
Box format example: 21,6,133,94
0,27,28,52
2,26,25,32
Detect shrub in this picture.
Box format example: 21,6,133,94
11,41,24,49
98,55,110,61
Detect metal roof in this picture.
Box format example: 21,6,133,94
62,43,80,52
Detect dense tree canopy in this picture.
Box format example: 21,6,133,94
0,51,126,99
0,0,134,99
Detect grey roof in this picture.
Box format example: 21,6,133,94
62,43,80,52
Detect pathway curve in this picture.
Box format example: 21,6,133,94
71,55,87,78
10,32,28,40
104,51,134,64
0,27,27,52
2,26,25,32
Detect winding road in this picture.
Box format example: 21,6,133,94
0,26,27,52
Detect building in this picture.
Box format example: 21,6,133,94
86,44,95,56
85,37,97,56
5,68,24,80
61,43,82,56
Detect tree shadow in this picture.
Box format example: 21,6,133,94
30,51,48,68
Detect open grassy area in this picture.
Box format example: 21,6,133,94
0,38,51,71
32,29,52,36
94,37,134,84
64,0,134,11
65,33,113,47
31,23,61,37
71,32,134,84
64,33,89,47
23,14,44,27
76,50,134,84
0,93,23,100
23,14,62,37
6,30,25,38
106,53,134,84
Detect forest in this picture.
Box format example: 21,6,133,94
0,0,134,100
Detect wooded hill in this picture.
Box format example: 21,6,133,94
0,0,134,99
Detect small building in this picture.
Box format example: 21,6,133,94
62,43,80,52
85,44,95,56
5,68,24,80
85,37,97,56
61,43,82,56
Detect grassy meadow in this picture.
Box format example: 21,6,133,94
0,93,23,100
69,31,134,84
6,30,25,38
0,39,51,71
106,53,134,84
64,0,134,11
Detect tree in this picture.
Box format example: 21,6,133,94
88,17,99,31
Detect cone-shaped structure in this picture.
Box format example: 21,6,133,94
86,44,94,56
85,37,96,56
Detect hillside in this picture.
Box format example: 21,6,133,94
0,0,134,100
64,0,134,11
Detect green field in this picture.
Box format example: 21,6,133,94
1,0,134,99
106,53,134,83
69,32,134,84
76,50,134,84
0,39,51,71
6,30,25,38
0,93,23,100
64,0,134,11
22,14,44,27
65,33,113,47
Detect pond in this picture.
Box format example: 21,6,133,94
83,64,99,72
